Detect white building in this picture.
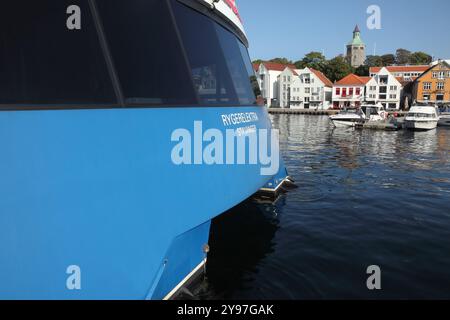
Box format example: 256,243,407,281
277,67,333,109
254,62,297,107
332,74,370,109
369,65,429,82
277,67,297,108
365,67,403,110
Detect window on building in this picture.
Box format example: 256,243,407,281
356,88,360,95
342,88,347,97
389,94,396,99
305,88,310,94
423,82,432,90
438,72,445,79
349,88,354,95
437,94,444,101
437,82,445,90
432,72,438,78
336,88,341,95
423,94,430,101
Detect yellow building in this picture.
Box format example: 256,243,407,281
413,61,450,105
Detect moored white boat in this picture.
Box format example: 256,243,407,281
438,106,450,127
438,113,450,127
405,105,439,131
329,103,387,128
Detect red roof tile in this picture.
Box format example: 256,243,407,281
310,68,333,87
335,74,369,86
369,65,429,74
253,63,260,72
359,76,371,84
261,62,297,72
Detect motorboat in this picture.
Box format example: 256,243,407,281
404,105,439,131
329,103,387,128
438,106,450,127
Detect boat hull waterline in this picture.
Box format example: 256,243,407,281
404,119,438,131
0,106,286,299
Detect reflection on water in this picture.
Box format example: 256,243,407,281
204,115,450,299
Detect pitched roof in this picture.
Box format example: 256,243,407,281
354,25,360,33
414,60,450,82
290,68,299,76
369,65,429,74
359,76,371,84
253,63,260,72
261,62,297,72
310,68,333,87
431,59,450,66
335,74,370,86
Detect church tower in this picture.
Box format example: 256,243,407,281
346,25,366,68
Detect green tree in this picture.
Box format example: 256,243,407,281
252,59,264,65
365,55,383,67
381,54,395,66
269,57,293,65
294,51,327,72
355,65,369,76
396,49,412,65
410,52,432,65
323,56,354,82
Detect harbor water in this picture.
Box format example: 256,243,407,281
201,114,450,299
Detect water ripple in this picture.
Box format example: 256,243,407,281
204,115,450,300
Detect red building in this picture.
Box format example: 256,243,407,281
332,74,370,109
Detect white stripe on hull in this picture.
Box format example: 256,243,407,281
405,120,438,131
331,120,357,128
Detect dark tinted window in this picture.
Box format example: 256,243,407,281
96,0,197,106
0,0,116,105
172,1,256,106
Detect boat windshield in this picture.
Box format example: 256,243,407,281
361,107,380,116
407,113,436,118
0,0,257,108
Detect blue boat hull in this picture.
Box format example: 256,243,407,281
0,106,283,299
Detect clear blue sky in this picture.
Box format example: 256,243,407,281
237,0,450,62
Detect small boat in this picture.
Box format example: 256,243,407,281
404,105,439,131
438,114,450,127
329,103,387,128
438,106,450,127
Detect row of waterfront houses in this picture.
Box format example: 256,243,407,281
253,60,450,110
